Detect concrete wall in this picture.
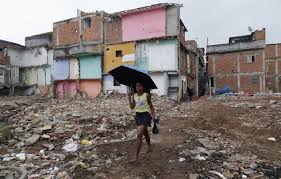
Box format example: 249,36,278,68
166,6,178,36
25,33,52,48
135,39,178,72
122,7,166,41
148,39,178,72
7,48,23,66
0,67,4,84
21,66,52,86
103,74,127,93
150,72,168,96
54,59,69,80
79,79,101,98
207,40,266,54
135,42,149,72
79,55,101,79
69,57,79,79
9,47,52,67
55,80,77,99
104,42,135,73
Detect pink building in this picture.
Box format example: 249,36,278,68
118,3,183,42
121,6,166,41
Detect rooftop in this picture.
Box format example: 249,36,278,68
0,39,25,49
116,3,181,16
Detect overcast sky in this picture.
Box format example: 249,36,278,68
0,0,280,47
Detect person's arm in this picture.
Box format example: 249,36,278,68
147,93,155,119
127,90,135,110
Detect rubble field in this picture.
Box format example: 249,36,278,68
1,93,281,179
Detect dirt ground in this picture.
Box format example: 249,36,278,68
1,94,281,179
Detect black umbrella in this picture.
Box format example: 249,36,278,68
108,65,158,91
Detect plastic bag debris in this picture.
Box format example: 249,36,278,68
62,139,79,152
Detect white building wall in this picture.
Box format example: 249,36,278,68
8,48,24,66
103,74,127,94
150,72,168,96
148,39,178,72
22,47,48,67
47,49,54,65
9,47,49,67
69,58,79,79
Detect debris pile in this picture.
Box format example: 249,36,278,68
0,94,281,178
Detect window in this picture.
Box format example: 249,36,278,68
0,69,3,76
247,55,256,63
83,18,91,29
116,50,123,57
210,77,214,87
113,78,120,86
251,76,259,84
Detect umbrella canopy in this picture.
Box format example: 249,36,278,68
108,65,157,90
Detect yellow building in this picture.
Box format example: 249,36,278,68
104,42,135,73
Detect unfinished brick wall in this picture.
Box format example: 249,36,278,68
216,76,238,92
82,15,102,42
179,46,187,76
240,75,261,93
265,44,281,92
265,76,275,92
53,14,122,47
266,61,276,75
0,52,10,65
266,44,276,59
214,53,238,74
254,28,266,41
53,20,80,47
208,48,266,93
104,17,122,44
239,50,264,73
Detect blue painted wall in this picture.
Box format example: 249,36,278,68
54,59,69,80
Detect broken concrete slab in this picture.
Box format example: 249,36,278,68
25,134,40,146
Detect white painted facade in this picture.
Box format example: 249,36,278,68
9,47,51,67
148,39,178,72
69,58,79,79
150,73,168,96
103,74,127,94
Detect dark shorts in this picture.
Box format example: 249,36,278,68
135,112,152,127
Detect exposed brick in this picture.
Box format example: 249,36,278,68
104,17,122,44
239,50,264,73
254,28,265,41
266,61,276,75
82,15,102,42
266,44,276,59
216,76,238,92
215,53,238,74
53,20,80,47
240,75,261,93
0,52,10,65
265,76,275,92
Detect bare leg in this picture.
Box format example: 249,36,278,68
135,125,145,160
144,127,152,153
